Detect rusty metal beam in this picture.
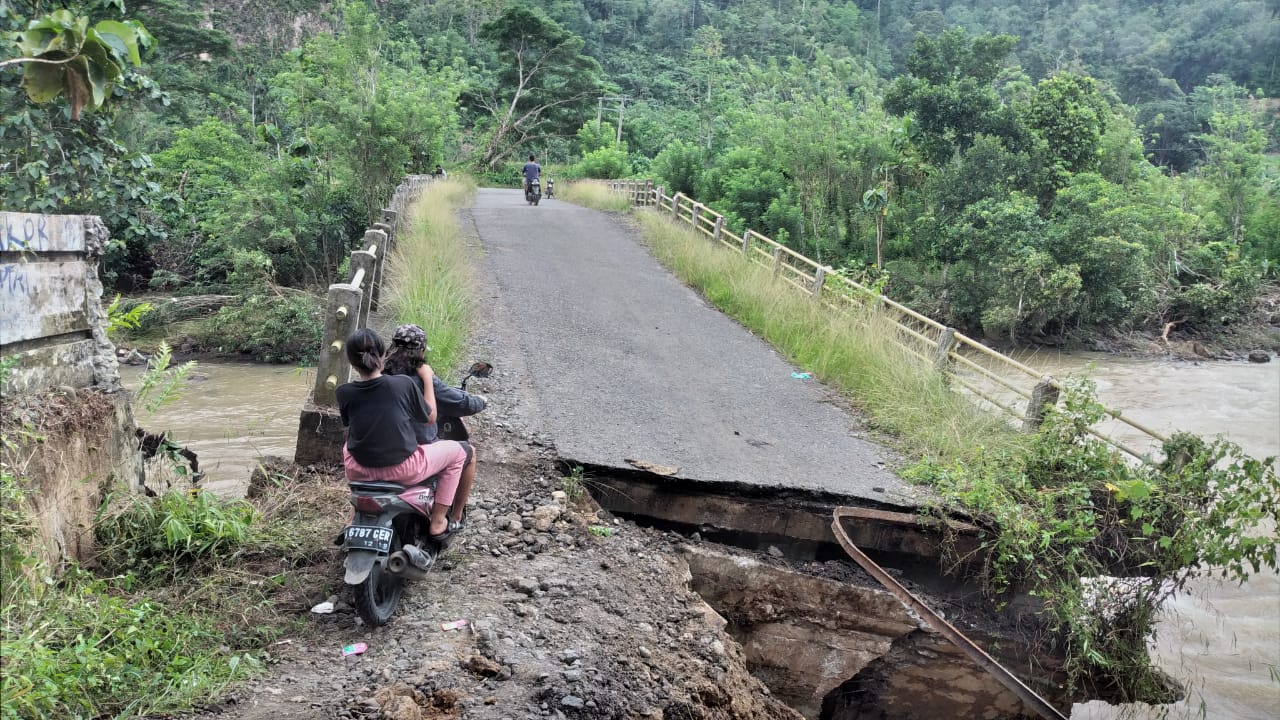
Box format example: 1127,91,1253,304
831,507,1068,720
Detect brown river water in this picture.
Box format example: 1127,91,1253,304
123,354,1278,718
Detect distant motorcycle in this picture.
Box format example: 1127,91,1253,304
339,361,492,626
545,178,555,199
525,177,541,206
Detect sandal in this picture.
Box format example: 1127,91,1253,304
447,507,468,533
427,525,455,550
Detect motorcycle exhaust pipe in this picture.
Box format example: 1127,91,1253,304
402,543,435,572
386,551,429,581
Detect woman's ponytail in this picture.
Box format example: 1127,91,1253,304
345,328,386,375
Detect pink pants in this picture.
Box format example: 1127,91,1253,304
343,441,467,506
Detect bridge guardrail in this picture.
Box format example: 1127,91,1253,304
296,175,434,464
607,179,1166,460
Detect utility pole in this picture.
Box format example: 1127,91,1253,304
597,95,630,144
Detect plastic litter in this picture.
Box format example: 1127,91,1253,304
309,601,335,614
440,619,470,632
341,642,368,656
791,372,812,379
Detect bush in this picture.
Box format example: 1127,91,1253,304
197,291,323,363
908,382,1280,697
573,146,631,179
95,490,256,575
652,139,704,196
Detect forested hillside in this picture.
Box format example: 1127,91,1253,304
4,0,1278,352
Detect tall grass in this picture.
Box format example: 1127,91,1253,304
386,176,479,381
560,180,633,212
635,211,1025,463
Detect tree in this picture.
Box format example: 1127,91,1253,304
1026,73,1109,177
473,6,602,168
273,1,462,222
4,5,153,119
1,1,173,290
862,180,889,270
883,29,1020,165
1197,104,1266,247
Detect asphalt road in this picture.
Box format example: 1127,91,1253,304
469,187,917,507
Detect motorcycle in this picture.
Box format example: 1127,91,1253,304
525,177,542,206
545,178,555,199
340,361,493,626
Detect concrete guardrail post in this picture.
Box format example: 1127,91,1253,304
811,266,827,299
772,246,783,275
741,230,751,254
645,180,654,206
671,192,682,219
350,247,377,328
1023,376,1061,432
933,328,957,372
712,215,724,243
370,222,393,311
691,203,702,230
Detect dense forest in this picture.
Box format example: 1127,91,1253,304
4,0,1279,355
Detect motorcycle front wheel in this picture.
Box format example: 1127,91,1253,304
353,550,404,626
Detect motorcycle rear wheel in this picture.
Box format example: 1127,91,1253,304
353,552,404,626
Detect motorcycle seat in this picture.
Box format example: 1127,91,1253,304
348,480,410,494
348,473,442,495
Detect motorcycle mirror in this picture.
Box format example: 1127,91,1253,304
468,361,494,379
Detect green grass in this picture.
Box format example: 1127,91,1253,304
1,475,264,719
560,180,633,212
634,211,1024,464
386,176,480,381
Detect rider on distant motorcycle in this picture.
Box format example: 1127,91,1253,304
336,328,472,545
522,154,541,196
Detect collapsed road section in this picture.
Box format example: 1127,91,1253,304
567,461,1078,719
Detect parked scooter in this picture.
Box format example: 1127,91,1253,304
525,177,541,206
339,361,493,626
545,177,555,199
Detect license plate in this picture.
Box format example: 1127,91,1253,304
344,525,393,552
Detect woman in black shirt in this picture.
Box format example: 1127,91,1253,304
337,329,471,541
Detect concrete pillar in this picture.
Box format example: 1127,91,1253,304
297,282,363,465
645,179,654,206
350,249,377,328
772,246,783,275
671,192,682,219
741,230,751,254
811,266,827,299
310,283,363,408
1023,377,1061,432
366,226,390,311
657,186,666,209
712,216,724,243
294,400,345,466
933,328,957,372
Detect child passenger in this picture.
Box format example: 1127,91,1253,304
336,328,471,543
384,323,482,531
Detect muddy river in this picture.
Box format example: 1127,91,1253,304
122,354,1278,718
122,362,313,497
